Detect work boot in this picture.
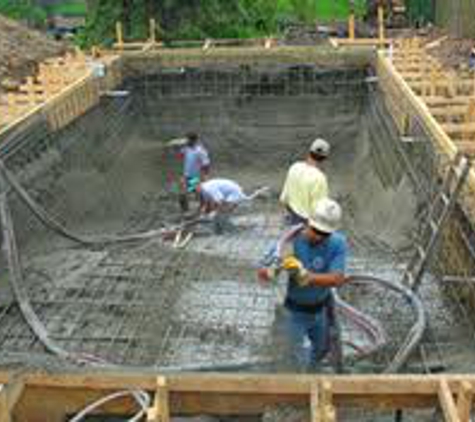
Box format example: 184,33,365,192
178,193,189,212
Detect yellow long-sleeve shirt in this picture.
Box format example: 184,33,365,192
280,161,328,220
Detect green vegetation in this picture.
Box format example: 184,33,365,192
0,0,369,47
0,0,47,26
46,1,86,17
79,0,369,47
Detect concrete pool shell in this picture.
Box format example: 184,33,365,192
0,58,473,374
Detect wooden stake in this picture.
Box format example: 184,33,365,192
0,379,25,422
311,382,320,422
463,99,475,142
348,2,355,41
456,381,473,421
149,18,156,43
203,38,212,50
320,381,335,422
378,2,385,46
147,376,170,422
116,22,124,49
439,380,462,422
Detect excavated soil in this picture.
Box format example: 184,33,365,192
0,15,66,92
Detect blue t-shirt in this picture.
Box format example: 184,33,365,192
286,231,347,306
182,144,210,179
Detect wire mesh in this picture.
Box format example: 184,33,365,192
0,61,472,375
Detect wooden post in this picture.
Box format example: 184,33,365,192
348,1,355,40
456,381,473,421
464,98,475,143
203,38,212,50
311,382,321,422
149,18,156,43
116,21,124,49
147,376,170,422
439,380,462,422
311,381,335,422
378,1,385,46
0,379,25,422
320,381,336,422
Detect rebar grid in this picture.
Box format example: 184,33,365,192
369,80,475,373
0,63,470,374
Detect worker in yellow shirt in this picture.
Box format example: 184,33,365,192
280,138,330,225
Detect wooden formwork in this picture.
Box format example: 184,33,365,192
0,51,123,142
376,38,475,309
0,372,475,421
376,40,475,217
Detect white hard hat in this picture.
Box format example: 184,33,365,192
309,138,330,157
308,198,342,233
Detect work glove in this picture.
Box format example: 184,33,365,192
256,267,279,284
282,256,309,286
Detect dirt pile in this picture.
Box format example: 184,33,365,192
0,15,67,92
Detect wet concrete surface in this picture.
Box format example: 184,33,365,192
0,66,473,375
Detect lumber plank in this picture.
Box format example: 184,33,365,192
329,38,392,47
456,381,473,421
5,372,475,420
438,380,461,422
0,378,25,422
311,382,320,422
147,376,170,422
377,52,457,157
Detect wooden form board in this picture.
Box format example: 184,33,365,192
377,41,475,220
0,53,123,142
0,372,474,422
329,38,393,48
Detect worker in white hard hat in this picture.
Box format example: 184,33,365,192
280,138,330,225
258,198,348,371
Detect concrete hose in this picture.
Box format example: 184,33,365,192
0,195,113,366
346,275,426,373
275,228,426,372
0,159,164,247
68,390,150,422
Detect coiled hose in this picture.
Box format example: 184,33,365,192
0,160,425,373
274,225,426,372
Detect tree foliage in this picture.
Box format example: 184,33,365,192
0,0,47,26
78,0,368,47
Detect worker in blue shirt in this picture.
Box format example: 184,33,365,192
167,132,211,212
259,198,348,371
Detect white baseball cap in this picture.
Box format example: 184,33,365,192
309,138,330,157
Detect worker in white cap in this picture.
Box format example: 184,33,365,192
196,178,268,233
258,198,348,370
280,138,330,225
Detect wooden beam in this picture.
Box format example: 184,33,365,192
147,376,170,422
438,380,461,422
6,372,475,421
116,22,124,49
149,18,157,44
311,382,320,422
442,122,475,137
348,12,355,40
329,38,392,47
376,52,457,157
0,378,25,422
377,3,385,44
320,381,335,422
456,381,473,421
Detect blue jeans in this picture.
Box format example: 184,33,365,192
280,307,329,371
